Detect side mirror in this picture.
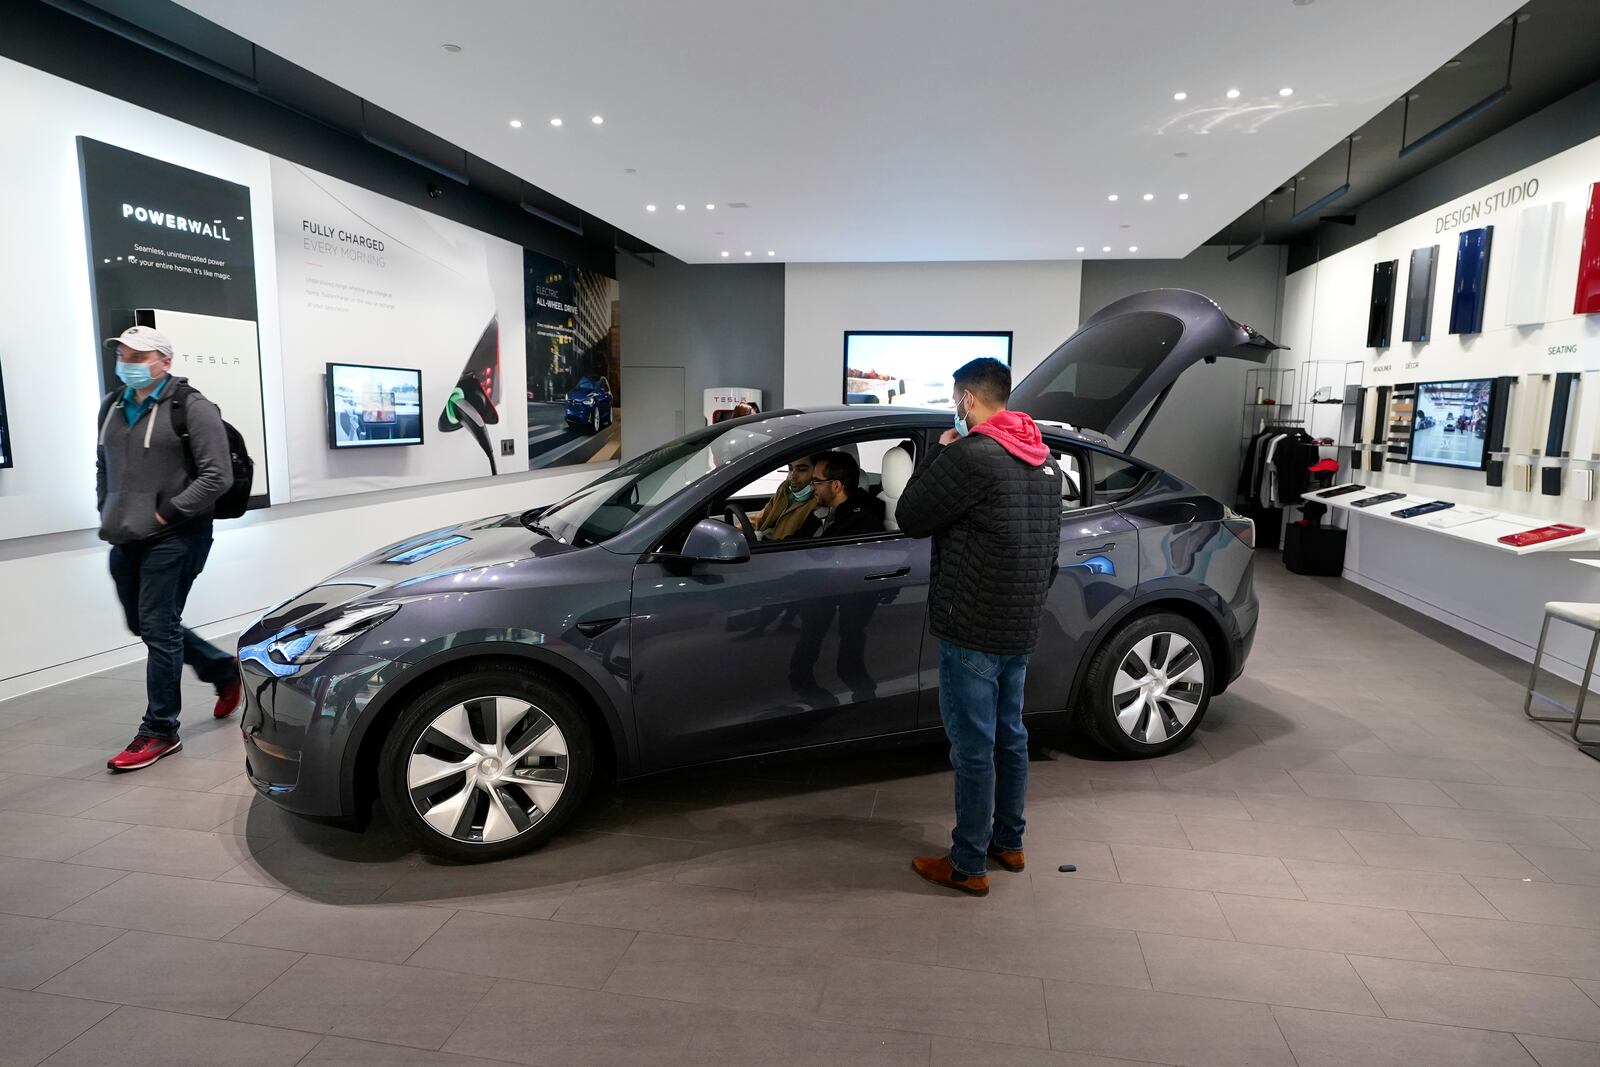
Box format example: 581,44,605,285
680,518,751,563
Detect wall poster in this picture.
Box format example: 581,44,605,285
524,250,621,470
76,137,271,506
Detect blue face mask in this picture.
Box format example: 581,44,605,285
953,393,971,438
115,361,156,390
788,483,814,502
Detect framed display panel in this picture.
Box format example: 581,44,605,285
1403,246,1438,343
842,331,1012,409
1409,379,1496,471
326,363,425,449
1576,182,1600,315
1449,226,1494,334
0,361,10,469
1505,202,1561,325
1366,260,1398,348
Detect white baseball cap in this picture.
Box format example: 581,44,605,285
106,325,174,359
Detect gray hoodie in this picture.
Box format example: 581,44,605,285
95,376,233,545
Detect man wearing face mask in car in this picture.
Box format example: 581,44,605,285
753,456,821,541
96,326,241,772
895,357,1061,896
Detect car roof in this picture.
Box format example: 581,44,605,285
745,405,1113,450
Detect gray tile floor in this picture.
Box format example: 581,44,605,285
3,560,1600,1065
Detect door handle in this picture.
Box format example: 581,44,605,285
1076,543,1116,555
864,567,911,581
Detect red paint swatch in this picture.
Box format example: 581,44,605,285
1575,182,1600,313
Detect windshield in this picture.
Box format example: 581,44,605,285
534,420,785,546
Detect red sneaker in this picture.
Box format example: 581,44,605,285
214,662,243,719
107,735,182,772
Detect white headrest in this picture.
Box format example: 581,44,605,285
882,446,913,496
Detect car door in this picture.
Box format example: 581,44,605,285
627,436,930,773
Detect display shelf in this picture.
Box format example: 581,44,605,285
1309,487,1598,556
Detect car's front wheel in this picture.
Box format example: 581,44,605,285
1078,611,1212,757
378,666,593,862
588,406,601,434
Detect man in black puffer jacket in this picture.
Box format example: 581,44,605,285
897,357,1062,896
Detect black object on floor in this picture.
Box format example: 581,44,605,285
1058,864,1077,873
1282,524,1347,577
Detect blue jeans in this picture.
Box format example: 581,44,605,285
937,640,1030,876
108,525,235,739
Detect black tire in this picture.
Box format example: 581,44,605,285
589,407,601,434
378,665,594,862
1078,611,1213,757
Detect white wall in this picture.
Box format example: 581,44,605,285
783,261,1082,409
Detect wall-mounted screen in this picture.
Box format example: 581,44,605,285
0,361,11,469
1367,260,1397,348
1448,226,1493,335
326,363,424,448
843,331,1012,409
1410,379,1495,471
1403,245,1438,343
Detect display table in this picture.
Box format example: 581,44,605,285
1309,488,1599,557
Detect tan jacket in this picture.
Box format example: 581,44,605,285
756,486,820,540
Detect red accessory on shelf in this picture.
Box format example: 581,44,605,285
1497,524,1587,547
1308,459,1340,473
1576,182,1600,314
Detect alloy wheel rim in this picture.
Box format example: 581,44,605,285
1111,632,1205,744
406,695,569,844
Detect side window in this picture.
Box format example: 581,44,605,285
1091,451,1148,504
1043,440,1088,511
719,433,920,548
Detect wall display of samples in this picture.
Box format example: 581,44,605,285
1505,202,1561,325
1402,246,1438,343
1448,227,1493,335
1386,385,1416,463
1576,182,1600,314
1366,260,1398,348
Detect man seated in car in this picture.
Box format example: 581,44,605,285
805,451,886,538
752,456,821,541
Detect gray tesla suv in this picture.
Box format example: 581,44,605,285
238,290,1270,861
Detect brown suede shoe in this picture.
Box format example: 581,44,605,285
987,846,1025,872
911,855,989,896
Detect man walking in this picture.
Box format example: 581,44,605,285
896,357,1061,896
97,326,241,771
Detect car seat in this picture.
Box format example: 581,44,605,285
880,445,914,531
1059,453,1083,506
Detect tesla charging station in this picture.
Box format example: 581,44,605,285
704,387,763,425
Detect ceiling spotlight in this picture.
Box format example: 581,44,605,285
1226,88,1241,99
720,251,729,257
509,119,523,128
441,43,462,53
675,204,686,211
1107,194,1119,201
549,117,563,127
767,250,775,256
1129,246,1139,252
744,251,752,256
705,203,715,210
1173,91,1187,101
1279,87,1294,97
645,204,656,212
1075,246,1085,253
591,115,604,125
1102,245,1112,252
1178,192,1190,200
1142,193,1154,201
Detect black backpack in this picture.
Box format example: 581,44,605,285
98,381,255,520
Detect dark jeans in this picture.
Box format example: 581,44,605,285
108,526,234,739
937,639,1030,876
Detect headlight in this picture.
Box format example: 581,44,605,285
267,603,400,666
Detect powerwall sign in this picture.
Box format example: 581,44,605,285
1434,177,1540,232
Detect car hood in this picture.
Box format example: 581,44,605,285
243,514,575,639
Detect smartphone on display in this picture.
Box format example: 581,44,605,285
1428,507,1496,528
1497,524,1587,547
1393,501,1455,519
1350,492,1408,508
1317,484,1367,498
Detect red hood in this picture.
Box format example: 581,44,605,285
972,409,1050,466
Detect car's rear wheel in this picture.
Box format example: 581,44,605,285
378,666,593,862
1078,611,1212,757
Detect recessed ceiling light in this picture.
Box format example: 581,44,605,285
591,115,604,125
1279,87,1294,97
1173,91,1187,101
1143,193,1154,201
744,251,752,256
624,167,637,173
1107,194,1119,201
675,204,685,211
1129,246,1139,252
705,203,715,210
549,117,563,127
1075,246,1085,252
441,43,462,53
1102,245,1112,252
1178,192,1190,200
509,119,522,128
1226,88,1241,99
645,204,656,212
720,251,729,257
767,250,775,256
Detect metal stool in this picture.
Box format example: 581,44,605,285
1525,601,1600,743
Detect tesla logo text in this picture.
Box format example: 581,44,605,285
121,204,231,241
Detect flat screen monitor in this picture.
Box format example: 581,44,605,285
326,363,424,448
1410,378,1495,471
842,331,1012,410
0,361,11,468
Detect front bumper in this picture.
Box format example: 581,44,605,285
239,649,404,819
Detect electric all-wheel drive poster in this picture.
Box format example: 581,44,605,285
270,157,527,501
524,250,621,470
76,137,270,506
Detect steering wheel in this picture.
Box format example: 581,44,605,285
722,505,757,544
